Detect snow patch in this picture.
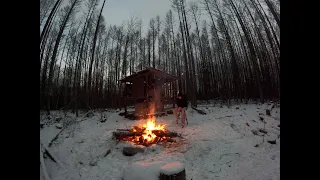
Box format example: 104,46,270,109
40,103,280,180
146,144,163,153
123,161,166,180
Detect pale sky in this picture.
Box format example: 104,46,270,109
59,0,271,35
103,0,171,26
101,0,198,33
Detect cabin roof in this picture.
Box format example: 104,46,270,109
119,68,177,83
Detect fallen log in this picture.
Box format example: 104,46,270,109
40,144,51,180
258,115,276,122
41,142,64,168
259,129,268,134
113,131,143,137
48,127,66,147
153,131,178,137
191,107,207,115
132,126,146,132
104,149,111,157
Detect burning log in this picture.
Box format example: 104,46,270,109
113,131,143,137
132,126,146,132
113,126,178,146
112,130,178,139
116,129,130,131
153,137,161,144
114,116,178,146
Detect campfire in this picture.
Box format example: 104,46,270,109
113,110,178,146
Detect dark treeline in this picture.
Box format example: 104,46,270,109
40,0,280,115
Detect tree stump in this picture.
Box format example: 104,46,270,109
159,162,186,180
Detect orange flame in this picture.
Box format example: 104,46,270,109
140,104,166,143
142,119,166,142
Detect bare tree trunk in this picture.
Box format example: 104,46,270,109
156,16,161,69
227,0,264,103
181,0,197,107
202,0,229,100
174,0,190,101
88,0,106,104
40,0,63,46
46,0,79,114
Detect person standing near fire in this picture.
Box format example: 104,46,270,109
173,93,188,128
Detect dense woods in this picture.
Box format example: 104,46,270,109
40,0,280,115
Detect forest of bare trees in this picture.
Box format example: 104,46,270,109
40,0,280,115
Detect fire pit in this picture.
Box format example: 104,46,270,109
112,117,178,146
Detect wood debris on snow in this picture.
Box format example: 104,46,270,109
40,144,51,180
266,103,274,116
252,130,259,136
89,158,98,166
191,107,207,115
40,141,64,168
48,127,66,147
267,140,277,144
259,129,268,134
104,149,111,157
55,123,63,129
55,117,62,122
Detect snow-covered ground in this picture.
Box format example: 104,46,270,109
40,102,280,180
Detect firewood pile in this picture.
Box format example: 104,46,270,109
112,126,179,146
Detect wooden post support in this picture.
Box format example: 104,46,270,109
124,97,127,115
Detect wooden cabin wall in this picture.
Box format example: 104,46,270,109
132,77,145,98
